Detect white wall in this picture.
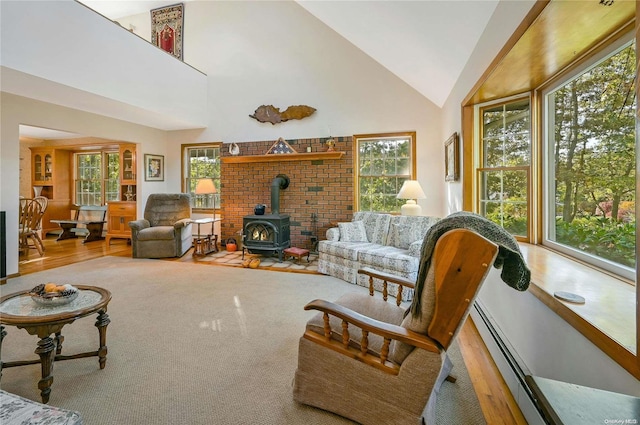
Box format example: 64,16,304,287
2,1,444,275
0,93,174,276
0,0,207,130
440,0,639,399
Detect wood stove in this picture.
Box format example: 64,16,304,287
242,175,291,261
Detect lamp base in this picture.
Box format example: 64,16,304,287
401,200,422,216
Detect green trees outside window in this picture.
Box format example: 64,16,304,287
356,132,415,213
479,99,531,238
547,42,636,270
75,152,119,206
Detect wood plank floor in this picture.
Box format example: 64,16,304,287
11,235,527,424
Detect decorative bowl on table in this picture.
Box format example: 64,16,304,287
29,283,79,306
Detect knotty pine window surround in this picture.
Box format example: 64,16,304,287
461,1,639,378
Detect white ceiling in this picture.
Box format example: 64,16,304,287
23,0,500,139
78,0,499,107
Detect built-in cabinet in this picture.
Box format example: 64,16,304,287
119,144,137,201
29,147,72,235
105,144,137,243
105,201,136,244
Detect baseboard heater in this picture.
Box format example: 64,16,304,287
471,301,546,424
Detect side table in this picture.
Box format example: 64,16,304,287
0,286,112,403
190,218,220,256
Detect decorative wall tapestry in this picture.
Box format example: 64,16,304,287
249,105,316,125
151,3,184,60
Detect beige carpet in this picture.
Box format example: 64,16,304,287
0,257,486,425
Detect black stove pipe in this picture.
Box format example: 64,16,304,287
271,174,290,214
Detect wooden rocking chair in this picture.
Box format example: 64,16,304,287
293,229,499,425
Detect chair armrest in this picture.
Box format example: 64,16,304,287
326,227,340,241
304,299,439,354
128,219,150,231
174,218,191,229
408,240,423,257
357,267,415,306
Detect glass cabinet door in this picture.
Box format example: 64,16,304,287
34,154,43,182
44,153,53,181
122,148,135,183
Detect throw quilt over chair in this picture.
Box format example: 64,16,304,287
129,194,193,258
294,225,528,425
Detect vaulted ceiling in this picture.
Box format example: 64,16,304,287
78,0,502,107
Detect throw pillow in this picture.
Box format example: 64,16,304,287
338,221,368,242
391,223,415,249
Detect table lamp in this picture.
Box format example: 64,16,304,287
195,178,217,220
396,180,426,216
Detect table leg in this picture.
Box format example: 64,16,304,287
54,331,64,355
95,310,110,369
83,223,105,243
56,223,77,241
35,336,55,404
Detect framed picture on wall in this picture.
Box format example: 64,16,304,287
145,154,164,181
444,132,459,182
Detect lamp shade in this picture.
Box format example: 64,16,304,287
195,178,216,195
396,180,426,216
396,180,426,200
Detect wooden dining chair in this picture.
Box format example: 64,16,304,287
19,198,45,257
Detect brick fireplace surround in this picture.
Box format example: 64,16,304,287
220,136,353,252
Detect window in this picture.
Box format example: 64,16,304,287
75,152,119,206
354,132,416,213
544,41,636,279
478,98,531,239
183,144,221,210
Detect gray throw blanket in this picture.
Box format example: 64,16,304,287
411,211,531,317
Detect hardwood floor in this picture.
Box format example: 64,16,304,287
11,235,527,424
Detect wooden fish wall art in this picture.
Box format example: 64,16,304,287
249,105,316,125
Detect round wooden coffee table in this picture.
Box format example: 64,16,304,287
0,285,112,403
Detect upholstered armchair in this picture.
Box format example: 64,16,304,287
293,229,500,425
129,193,193,258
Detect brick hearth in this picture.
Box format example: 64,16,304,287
220,136,353,252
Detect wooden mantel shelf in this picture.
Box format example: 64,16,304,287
221,151,345,164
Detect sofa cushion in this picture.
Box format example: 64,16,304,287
338,221,368,242
358,245,420,274
353,212,392,245
386,215,440,249
318,241,378,261
390,223,415,249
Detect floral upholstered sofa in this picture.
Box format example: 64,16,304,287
0,390,83,425
317,212,440,300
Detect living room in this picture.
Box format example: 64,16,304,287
1,0,639,423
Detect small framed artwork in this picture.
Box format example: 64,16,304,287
444,132,460,182
144,154,164,181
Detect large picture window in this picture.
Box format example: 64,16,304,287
355,132,416,213
544,41,636,278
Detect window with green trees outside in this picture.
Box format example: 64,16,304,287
184,145,221,210
355,132,416,213
545,41,636,276
479,98,531,239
